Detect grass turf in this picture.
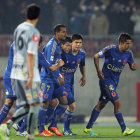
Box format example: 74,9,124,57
9,124,140,140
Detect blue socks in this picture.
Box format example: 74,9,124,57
50,103,67,127
38,106,48,133
45,106,55,124
86,107,100,129
19,115,28,133
64,109,73,131
0,104,11,124
115,112,126,132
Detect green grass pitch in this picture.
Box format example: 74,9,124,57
10,124,140,140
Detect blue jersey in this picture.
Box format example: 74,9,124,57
60,49,85,86
38,51,51,73
40,37,61,82
4,42,14,79
98,45,134,87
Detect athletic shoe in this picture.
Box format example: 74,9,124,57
39,130,54,136
48,127,63,136
12,123,20,131
17,131,28,136
122,127,136,136
63,129,77,135
84,128,97,136
0,124,10,140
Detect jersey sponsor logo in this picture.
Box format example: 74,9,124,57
107,64,124,73
118,59,122,62
32,35,39,42
62,67,77,73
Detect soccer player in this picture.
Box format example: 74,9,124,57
49,34,86,135
1,4,41,140
84,33,137,136
38,24,68,136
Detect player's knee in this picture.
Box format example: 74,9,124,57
96,102,106,110
68,103,76,112
41,102,49,108
50,99,58,108
59,96,68,105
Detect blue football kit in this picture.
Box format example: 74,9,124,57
40,37,66,102
4,42,16,99
60,49,85,105
98,45,134,103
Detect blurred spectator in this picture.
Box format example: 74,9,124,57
70,10,84,34
130,5,140,35
52,0,68,27
3,0,17,33
38,0,53,34
109,2,124,35
89,8,109,38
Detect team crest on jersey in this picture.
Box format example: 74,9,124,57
32,35,39,42
109,85,114,91
118,59,122,62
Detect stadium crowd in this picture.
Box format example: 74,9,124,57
0,0,140,37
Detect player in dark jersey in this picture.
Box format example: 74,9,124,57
38,24,68,136
84,33,137,136
48,34,86,136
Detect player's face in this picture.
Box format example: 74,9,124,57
72,39,83,52
61,42,71,53
121,40,132,51
57,27,67,41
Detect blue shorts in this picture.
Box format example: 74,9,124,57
41,79,66,102
64,84,75,105
4,78,17,100
99,80,119,103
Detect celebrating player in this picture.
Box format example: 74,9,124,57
84,33,137,136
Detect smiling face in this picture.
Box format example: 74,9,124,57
72,39,83,52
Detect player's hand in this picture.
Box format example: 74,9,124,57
130,63,137,70
98,70,104,80
79,76,86,87
58,73,65,85
57,59,64,67
25,77,33,90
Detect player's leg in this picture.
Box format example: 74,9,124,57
48,85,68,136
38,82,54,136
84,80,108,136
0,79,16,125
63,86,76,135
113,98,136,136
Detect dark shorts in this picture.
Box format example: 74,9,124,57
99,80,119,103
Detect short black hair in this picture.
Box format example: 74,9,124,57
118,33,132,43
72,34,83,42
61,36,72,45
53,24,66,34
26,4,40,20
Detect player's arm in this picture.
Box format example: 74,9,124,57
79,65,86,87
94,53,104,80
50,59,64,71
129,63,138,71
25,53,34,90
